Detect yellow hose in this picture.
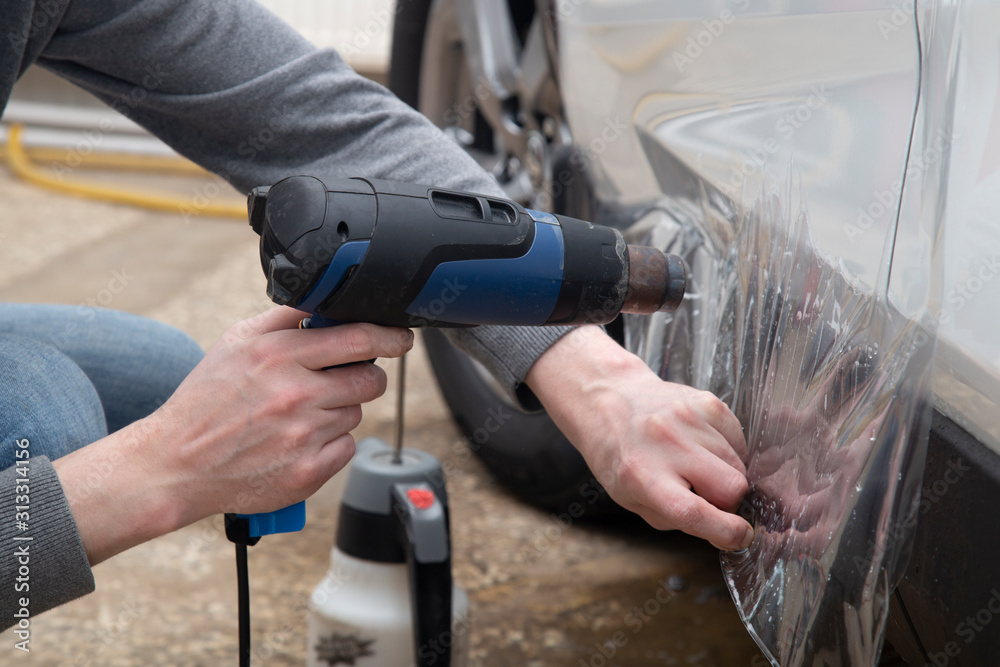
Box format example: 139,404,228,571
0,143,206,174
3,124,245,219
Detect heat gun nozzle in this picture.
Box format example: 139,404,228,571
621,245,689,315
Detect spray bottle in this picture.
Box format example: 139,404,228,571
306,437,468,667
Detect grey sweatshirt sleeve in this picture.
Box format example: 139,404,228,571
36,0,573,405
0,456,95,630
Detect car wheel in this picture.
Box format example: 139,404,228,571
389,0,619,515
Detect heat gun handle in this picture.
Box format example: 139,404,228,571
228,503,306,542
225,314,338,543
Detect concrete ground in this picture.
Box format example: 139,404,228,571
0,164,768,665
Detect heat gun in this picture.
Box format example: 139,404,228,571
231,176,688,540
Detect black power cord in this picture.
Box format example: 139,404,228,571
226,514,260,667
235,542,251,667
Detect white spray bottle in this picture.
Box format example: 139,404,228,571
306,437,468,667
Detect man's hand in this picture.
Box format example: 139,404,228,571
54,307,413,564
526,325,753,551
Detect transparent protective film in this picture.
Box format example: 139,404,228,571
718,182,939,666
608,5,955,666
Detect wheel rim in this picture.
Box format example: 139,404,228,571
418,0,568,211
415,0,578,409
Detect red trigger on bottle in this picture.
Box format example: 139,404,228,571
406,488,435,510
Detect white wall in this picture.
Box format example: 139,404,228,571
256,0,396,73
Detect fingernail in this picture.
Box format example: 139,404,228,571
740,524,755,549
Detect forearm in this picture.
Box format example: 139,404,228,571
443,325,576,410
52,419,182,566
526,325,643,453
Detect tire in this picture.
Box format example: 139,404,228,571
389,0,620,515
386,0,432,113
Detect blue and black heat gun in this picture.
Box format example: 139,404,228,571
226,176,688,543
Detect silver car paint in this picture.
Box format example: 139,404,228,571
559,1,996,664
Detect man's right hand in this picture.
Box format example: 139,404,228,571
54,307,413,565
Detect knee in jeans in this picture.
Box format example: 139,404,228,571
0,336,106,467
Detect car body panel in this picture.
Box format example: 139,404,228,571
557,1,998,664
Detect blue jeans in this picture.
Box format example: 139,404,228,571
0,304,204,469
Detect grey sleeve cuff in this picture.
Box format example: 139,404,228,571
443,325,575,411
0,456,95,630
